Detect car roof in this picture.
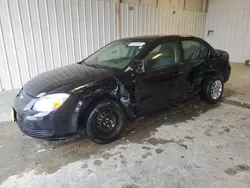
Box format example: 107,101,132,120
118,35,198,42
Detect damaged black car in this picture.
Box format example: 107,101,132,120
12,35,231,144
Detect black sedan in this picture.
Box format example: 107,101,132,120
12,35,231,144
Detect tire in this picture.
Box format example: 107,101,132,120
202,75,224,104
86,99,127,144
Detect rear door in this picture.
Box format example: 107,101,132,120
135,39,186,113
181,39,210,94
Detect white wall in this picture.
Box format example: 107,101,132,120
120,3,205,37
158,0,205,11
185,0,203,11
158,0,184,10
0,0,206,91
205,0,250,62
122,0,157,7
123,0,206,11
208,0,250,10
0,0,116,91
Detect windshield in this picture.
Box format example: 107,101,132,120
84,41,146,69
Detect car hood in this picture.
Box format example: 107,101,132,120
23,63,113,97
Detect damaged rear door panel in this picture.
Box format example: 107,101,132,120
181,38,215,95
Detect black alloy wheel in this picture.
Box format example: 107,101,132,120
86,99,127,144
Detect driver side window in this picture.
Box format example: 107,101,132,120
143,41,180,71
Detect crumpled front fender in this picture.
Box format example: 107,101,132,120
71,77,136,120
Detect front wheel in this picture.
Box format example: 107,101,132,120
86,100,127,144
202,75,224,104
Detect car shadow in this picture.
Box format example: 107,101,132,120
223,88,238,98
121,97,221,144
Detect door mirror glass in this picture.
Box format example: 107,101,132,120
136,60,145,73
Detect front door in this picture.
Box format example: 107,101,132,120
135,40,186,114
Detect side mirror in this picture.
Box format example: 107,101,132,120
135,58,154,73
143,58,155,72
136,60,145,73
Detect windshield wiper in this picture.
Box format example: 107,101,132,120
91,64,102,69
84,63,106,70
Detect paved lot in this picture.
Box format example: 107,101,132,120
0,89,18,122
0,99,249,188
224,63,250,105
226,63,250,95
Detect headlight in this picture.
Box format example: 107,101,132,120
33,93,69,112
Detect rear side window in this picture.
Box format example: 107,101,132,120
182,40,208,60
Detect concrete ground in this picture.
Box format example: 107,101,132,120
0,99,250,188
224,63,250,106
225,63,250,95
0,89,18,122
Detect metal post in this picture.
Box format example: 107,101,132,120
203,0,208,12
116,0,121,39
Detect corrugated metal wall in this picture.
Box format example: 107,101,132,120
0,0,206,91
205,7,250,62
0,0,116,91
120,4,205,37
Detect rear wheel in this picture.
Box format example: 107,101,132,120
202,75,224,104
86,100,127,144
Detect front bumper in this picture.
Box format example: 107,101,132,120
13,92,83,140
